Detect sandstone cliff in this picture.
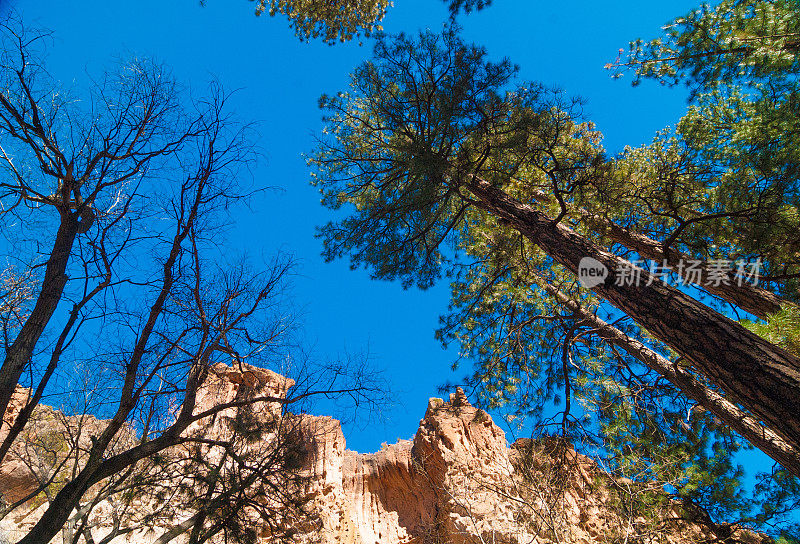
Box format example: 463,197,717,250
0,364,768,544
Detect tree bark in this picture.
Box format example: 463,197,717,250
578,210,785,319
528,190,786,319
0,216,78,430
535,275,800,477
466,177,800,459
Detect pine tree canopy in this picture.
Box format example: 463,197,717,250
310,1,800,538
225,0,495,44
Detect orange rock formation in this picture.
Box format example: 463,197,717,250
0,364,768,544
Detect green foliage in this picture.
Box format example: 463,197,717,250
310,5,800,539
613,0,800,93
444,0,493,16
742,305,800,356
229,0,493,44
607,0,800,300
250,0,390,43
599,392,749,518
438,215,593,425
311,27,605,289
310,27,519,288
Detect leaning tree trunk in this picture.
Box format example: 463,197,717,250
466,177,800,460
528,190,786,319
0,216,78,432
578,210,786,319
533,272,800,477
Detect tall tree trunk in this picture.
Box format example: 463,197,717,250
0,217,78,430
466,177,800,458
534,273,800,476
528,190,786,319
578,210,785,319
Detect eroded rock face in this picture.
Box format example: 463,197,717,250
281,384,767,544
0,366,769,544
0,387,35,506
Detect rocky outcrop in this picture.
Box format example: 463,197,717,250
0,387,35,507
0,389,114,508
293,383,767,544
0,365,770,544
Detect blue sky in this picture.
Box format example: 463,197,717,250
3,0,701,453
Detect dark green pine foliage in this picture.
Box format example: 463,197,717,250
608,0,800,302
310,10,800,539
312,28,519,288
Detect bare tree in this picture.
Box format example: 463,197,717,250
0,17,382,543
1,362,359,544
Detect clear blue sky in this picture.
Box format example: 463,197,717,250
3,0,700,453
